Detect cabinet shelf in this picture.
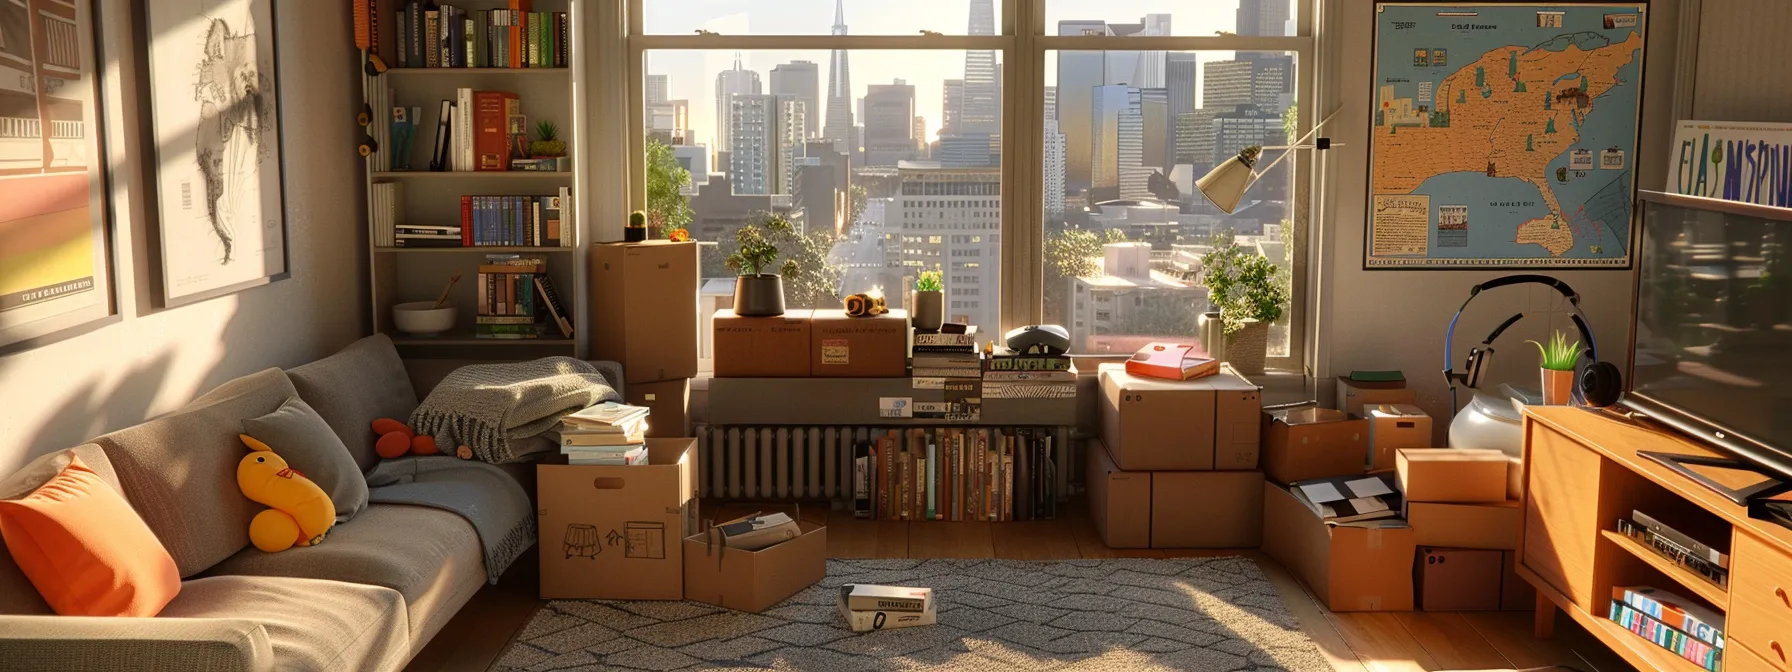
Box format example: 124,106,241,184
1600,529,1730,606
390,333,576,347
370,171,571,180
384,67,568,76
1589,617,1713,672
375,246,579,253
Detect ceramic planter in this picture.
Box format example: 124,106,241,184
1225,320,1269,375
1541,368,1575,405
911,290,944,331
733,274,786,317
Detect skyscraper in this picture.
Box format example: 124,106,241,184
1057,20,1109,193
942,79,964,135
1130,14,1172,89
823,0,855,156
770,60,820,139
1237,0,1290,37
864,80,917,167
1139,87,1170,172
912,116,928,157
728,93,804,196
1166,53,1197,117
1044,117,1066,218
714,54,762,153
1090,84,1136,200
647,74,669,105
1044,85,1057,121
960,0,999,134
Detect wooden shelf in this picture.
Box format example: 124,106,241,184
375,246,579,253
370,171,571,179
1590,618,1713,672
1600,529,1730,606
384,67,569,76
390,334,576,347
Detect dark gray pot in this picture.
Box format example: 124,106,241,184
911,290,944,331
733,274,786,317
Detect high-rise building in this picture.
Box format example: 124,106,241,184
1057,20,1108,193
1166,53,1197,117
1090,85,1147,201
713,55,762,153
912,116,928,157
960,0,1000,134
647,99,689,146
823,0,855,155
1203,60,1256,111
1044,117,1066,218
794,141,851,235
1130,14,1172,89
1140,88,1170,173
1175,108,1222,168
671,144,710,194
864,80,916,167
1237,0,1290,37
937,133,996,167
770,60,820,139
1044,85,1057,121
890,163,1001,330
728,93,804,196
647,74,669,105
942,79,964,135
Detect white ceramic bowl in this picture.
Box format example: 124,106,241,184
393,301,456,336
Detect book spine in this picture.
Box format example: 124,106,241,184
985,358,1073,371
926,437,936,521
463,16,473,67
1618,588,1726,649
424,10,438,68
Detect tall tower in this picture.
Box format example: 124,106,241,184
823,0,855,156
1237,0,1291,37
771,61,821,139
960,0,999,134
714,54,762,153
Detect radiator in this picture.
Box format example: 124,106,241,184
695,425,1078,501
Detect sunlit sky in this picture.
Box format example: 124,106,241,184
644,0,1297,148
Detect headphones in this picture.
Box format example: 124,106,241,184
1443,274,1624,408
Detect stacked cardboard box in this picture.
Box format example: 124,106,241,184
590,241,698,437
1414,547,1534,611
1261,408,1368,484
712,309,911,379
538,439,699,599
1261,481,1416,611
1396,447,1530,612
1089,363,1264,549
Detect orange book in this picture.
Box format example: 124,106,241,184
473,91,518,171
508,0,531,69
1125,342,1219,380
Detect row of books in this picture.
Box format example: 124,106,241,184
558,402,649,466
1609,585,1726,671
850,427,1058,522
370,182,404,247
395,1,568,69
433,89,534,173
477,255,573,339
910,327,1077,401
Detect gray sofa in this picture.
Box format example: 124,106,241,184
0,335,618,671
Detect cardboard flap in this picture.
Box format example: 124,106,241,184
1276,407,1350,426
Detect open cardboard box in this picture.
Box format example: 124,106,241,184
1261,482,1415,612
537,439,698,600
683,516,827,613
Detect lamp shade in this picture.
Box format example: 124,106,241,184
1196,145,1262,215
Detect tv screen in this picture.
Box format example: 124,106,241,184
1631,194,1792,478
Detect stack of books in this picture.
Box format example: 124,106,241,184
393,224,462,248
1288,473,1404,524
477,254,561,339
851,427,1058,521
395,1,569,70
559,402,650,466
1616,512,1730,588
838,584,937,632
982,346,1076,399
1609,586,1725,671
458,191,573,246
911,327,983,421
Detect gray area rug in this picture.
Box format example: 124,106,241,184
497,557,1333,671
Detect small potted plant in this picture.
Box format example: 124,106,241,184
625,210,648,242
911,270,944,331
726,215,798,317
1528,330,1582,405
529,120,569,171
1200,242,1288,375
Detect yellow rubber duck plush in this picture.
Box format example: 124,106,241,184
237,434,336,552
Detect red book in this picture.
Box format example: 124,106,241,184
473,91,517,171
460,195,473,241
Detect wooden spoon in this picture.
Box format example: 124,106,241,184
432,273,461,310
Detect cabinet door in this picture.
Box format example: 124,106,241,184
1521,421,1604,611
1731,531,1792,670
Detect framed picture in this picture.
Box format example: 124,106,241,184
0,0,116,352
145,0,287,306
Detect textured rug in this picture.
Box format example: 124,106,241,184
497,557,1332,671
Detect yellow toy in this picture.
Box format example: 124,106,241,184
236,435,335,552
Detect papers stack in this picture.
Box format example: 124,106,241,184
559,402,650,466
838,584,937,632
717,512,802,551
1290,472,1404,524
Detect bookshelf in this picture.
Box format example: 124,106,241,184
362,0,585,358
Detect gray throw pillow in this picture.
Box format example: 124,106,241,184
242,396,369,523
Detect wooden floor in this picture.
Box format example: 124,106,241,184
407,501,1635,672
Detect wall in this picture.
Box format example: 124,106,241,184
0,2,365,476
1315,0,1681,433
1690,0,1792,121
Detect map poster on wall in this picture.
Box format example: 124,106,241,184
1366,3,1646,269
146,0,286,306
1667,120,1792,207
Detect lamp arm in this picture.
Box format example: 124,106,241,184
1252,108,1340,179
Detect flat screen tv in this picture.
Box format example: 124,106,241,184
1629,191,1792,484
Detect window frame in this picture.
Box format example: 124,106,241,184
617,0,1318,374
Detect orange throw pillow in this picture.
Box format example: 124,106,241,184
0,456,180,617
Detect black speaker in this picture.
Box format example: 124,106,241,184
1579,361,1624,407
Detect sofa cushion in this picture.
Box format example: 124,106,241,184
0,456,181,617
0,445,122,616
202,504,485,641
288,335,420,473
91,368,298,578
242,396,369,523
161,575,409,672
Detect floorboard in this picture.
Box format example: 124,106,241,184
1328,612,1441,672
1394,612,1511,670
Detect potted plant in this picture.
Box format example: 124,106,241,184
625,210,648,242
911,270,944,331
726,216,799,317
1528,330,1582,405
1200,242,1288,375
529,120,569,171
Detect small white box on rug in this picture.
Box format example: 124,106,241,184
838,584,938,632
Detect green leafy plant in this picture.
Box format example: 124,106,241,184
1199,242,1288,334
914,270,943,293
1527,330,1582,371
628,211,647,229
645,138,693,238
529,120,565,157
725,215,799,276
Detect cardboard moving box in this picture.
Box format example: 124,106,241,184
1366,404,1432,471
1406,499,1521,550
1262,482,1415,612
1087,441,1263,548
1336,377,1416,418
809,309,909,378
1098,363,1262,472
628,378,691,438
684,519,827,613
1261,408,1368,485
1396,448,1509,503
1415,547,1503,611
713,309,813,378
538,439,698,600
590,241,699,383
1087,440,1151,549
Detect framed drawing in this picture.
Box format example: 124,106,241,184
1364,2,1646,269
0,0,116,352
146,0,286,306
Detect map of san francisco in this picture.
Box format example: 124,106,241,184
1367,4,1644,268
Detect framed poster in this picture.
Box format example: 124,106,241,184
146,0,286,306
1365,3,1646,269
0,0,115,352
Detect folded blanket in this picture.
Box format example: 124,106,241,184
410,357,619,463
365,456,535,584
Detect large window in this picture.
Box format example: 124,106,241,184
629,1,1313,370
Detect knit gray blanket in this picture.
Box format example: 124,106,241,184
365,456,536,584
410,357,619,463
